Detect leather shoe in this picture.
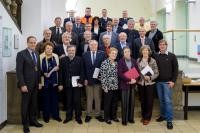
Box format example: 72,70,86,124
128,119,135,123
63,118,72,124
105,120,112,124
76,119,83,124
143,120,150,125
23,127,30,133
156,116,166,122
30,122,43,127
53,117,62,122
122,121,127,126
112,118,119,122
85,116,92,123
95,116,104,122
167,122,173,129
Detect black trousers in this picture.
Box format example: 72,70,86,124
121,86,135,123
138,84,154,120
21,87,38,128
65,87,82,120
42,85,59,120
104,90,118,121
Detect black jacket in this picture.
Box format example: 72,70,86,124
59,56,84,88
146,29,163,52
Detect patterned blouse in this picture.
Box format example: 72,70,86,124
100,58,118,92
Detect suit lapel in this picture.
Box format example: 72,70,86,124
25,49,35,66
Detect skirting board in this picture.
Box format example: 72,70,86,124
0,121,7,130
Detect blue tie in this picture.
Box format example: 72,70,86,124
92,52,96,65
31,52,37,65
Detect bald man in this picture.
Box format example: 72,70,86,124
115,32,132,60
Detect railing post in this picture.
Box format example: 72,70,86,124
172,31,175,53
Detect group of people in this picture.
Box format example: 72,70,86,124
16,7,178,133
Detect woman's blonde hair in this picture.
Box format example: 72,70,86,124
109,47,118,54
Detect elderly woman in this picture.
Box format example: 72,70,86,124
40,42,62,123
118,47,139,125
100,47,119,124
137,45,159,125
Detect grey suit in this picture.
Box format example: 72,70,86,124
16,48,40,128
133,37,155,59
99,31,118,46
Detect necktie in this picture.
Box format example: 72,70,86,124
31,51,37,65
56,27,60,42
92,52,96,65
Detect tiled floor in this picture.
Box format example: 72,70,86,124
1,58,200,133
1,110,200,133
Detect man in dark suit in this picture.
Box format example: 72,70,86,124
119,10,133,29
49,17,65,45
63,10,76,27
112,18,123,34
133,28,155,59
99,21,118,47
100,9,112,31
115,32,132,61
146,21,163,53
58,45,84,124
123,19,139,43
64,21,79,46
16,36,43,133
54,32,72,59
77,31,92,56
83,40,105,123
72,16,85,36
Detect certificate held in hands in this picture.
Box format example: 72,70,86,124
124,67,140,80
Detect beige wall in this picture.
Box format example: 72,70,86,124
68,0,153,21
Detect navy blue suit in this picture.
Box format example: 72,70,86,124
133,37,155,59
119,17,133,27
83,51,106,85
72,23,85,35
63,17,75,27
100,17,112,30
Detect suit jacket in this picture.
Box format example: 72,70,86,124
63,17,75,27
146,29,163,52
99,17,112,30
113,26,123,34
77,41,90,57
59,56,84,88
123,29,139,43
83,51,106,85
49,26,65,45
16,49,40,89
72,23,85,35
118,58,139,90
133,37,155,59
99,31,118,46
115,42,132,61
119,17,133,27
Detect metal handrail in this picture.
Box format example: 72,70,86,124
163,29,200,53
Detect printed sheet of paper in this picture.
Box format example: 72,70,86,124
93,68,100,79
72,76,80,87
141,65,154,76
